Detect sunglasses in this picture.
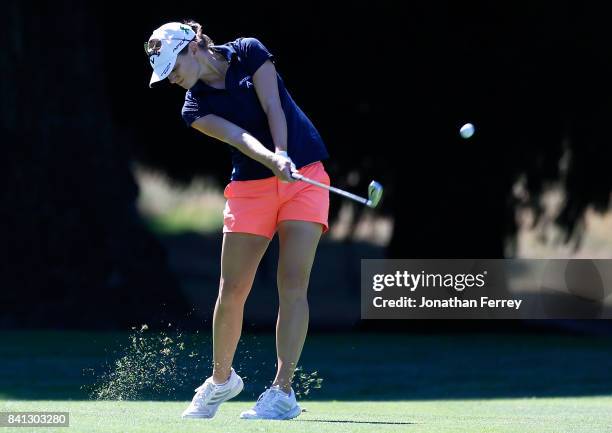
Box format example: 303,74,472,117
144,38,194,58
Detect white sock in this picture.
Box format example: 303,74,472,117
213,377,230,386
271,385,291,396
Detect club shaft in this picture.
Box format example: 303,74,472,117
292,173,370,205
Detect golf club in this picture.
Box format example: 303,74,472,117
292,173,383,208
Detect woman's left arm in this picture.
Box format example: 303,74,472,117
253,60,288,153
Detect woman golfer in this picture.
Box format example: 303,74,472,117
145,21,330,420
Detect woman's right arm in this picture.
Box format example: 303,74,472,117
191,114,295,181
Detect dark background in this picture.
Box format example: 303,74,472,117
2,1,611,331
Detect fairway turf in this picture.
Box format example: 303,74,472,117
1,331,612,432
2,398,612,432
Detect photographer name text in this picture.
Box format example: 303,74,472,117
372,296,522,309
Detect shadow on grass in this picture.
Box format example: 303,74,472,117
299,419,415,425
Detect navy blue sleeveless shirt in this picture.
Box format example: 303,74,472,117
182,38,329,181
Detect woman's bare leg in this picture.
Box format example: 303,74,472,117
212,232,270,383
272,220,322,393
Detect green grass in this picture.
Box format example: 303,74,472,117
144,206,223,234
134,170,225,235
2,398,612,432
1,331,612,432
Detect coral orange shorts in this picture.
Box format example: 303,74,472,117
223,161,330,239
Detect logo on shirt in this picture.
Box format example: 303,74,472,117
239,76,253,89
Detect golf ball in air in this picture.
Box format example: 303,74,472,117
460,123,475,139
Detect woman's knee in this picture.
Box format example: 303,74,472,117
218,277,251,305
277,268,310,301
278,265,311,289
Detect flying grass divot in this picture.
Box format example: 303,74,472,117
293,367,323,398
84,324,195,400
82,326,325,402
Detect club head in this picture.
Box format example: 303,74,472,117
366,180,383,208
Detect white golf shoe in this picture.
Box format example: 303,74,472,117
240,386,301,420
181,368,244,419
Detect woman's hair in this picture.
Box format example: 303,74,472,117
182,19,214,49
